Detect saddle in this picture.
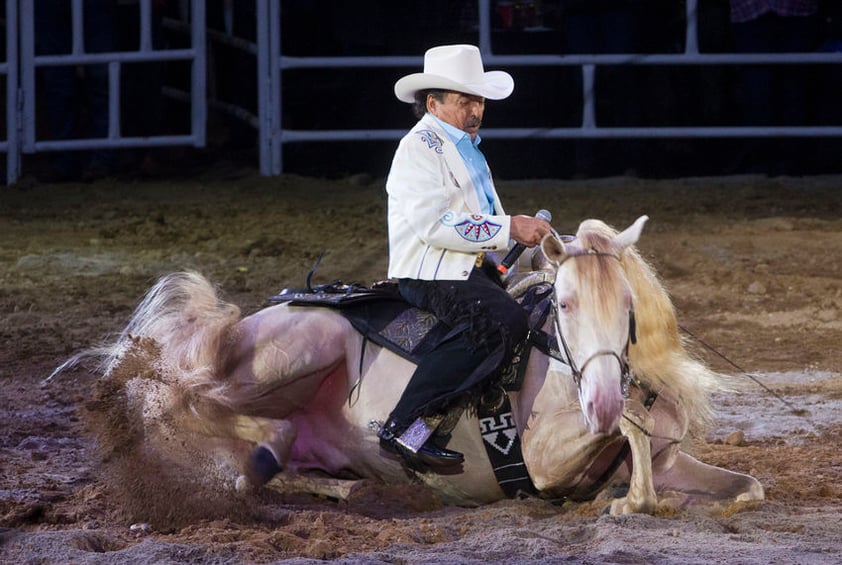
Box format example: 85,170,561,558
268,274,560,391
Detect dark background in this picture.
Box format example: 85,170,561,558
15,0,842,180
259,1,842,179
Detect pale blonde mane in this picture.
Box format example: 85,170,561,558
576,219,723,436
571,224,629,328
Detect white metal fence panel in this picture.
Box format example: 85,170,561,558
3,0,841,183
3,0,19,183
263,0,842,175
2,0,207,185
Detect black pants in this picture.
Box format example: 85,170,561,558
389,267,529,426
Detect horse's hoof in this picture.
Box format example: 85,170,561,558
245,445,282,487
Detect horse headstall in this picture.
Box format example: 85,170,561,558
547,276,635,400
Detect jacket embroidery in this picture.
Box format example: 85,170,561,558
453,217,502,242
416,129,444,154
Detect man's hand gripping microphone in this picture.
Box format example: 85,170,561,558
497,209,552,275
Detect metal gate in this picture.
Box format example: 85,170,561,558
261,0,842,175
2,0,18,183
2,0,206,185
3,1,842,184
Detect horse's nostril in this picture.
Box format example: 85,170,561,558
584,394,622,434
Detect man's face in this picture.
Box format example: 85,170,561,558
428,91,486,140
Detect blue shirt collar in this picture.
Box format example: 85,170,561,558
428,113,482,147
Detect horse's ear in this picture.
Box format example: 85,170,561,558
613,215,648,252
541,232,566,265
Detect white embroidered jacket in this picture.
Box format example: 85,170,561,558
386,115,512,281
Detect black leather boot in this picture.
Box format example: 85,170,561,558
378,419,464,473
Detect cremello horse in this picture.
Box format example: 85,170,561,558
81,215,763,514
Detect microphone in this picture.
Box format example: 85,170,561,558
497,209,552,275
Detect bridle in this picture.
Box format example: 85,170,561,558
549,247,637,399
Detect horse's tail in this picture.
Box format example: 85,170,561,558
48,272,239,389
107,271,240,386
50,273,260,523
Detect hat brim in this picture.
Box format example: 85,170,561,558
394,70,514,103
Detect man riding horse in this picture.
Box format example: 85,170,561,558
378,44,552,472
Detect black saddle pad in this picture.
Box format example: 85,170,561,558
269,282,454,365
339,300,456,365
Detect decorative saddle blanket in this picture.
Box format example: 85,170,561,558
268,275,559,497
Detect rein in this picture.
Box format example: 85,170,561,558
679,323,820,432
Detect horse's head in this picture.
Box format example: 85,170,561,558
541,215,648,435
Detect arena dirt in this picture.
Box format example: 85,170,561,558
2,172,841,563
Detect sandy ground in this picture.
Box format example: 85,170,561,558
2,171,842,564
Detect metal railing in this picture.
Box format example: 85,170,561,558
2,0,19,182
3,0,207,185
3,0,841,183
263,0,842,174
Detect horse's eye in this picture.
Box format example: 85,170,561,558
558,302,568,311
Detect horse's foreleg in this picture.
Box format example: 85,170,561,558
610,398,657,515
267,475,368,501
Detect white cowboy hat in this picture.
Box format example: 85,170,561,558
394,44,514,103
